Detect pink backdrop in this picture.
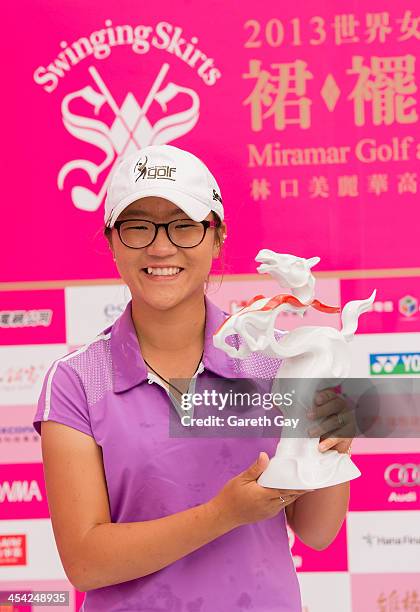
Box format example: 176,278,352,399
3,0,420,282
2,2,420,611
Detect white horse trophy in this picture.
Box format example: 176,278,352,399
213,250,376,490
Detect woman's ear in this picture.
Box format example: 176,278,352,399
213,221,227,258
107,231,116,261
109,245,115,261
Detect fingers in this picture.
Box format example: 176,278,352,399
318,436,354,452
278,496,297,506
309,390,357,436
267,488,313,498
272,491,309,505
267,488,310,495
242,452,270,481
308,412,347,437
309,394,348,421
268,489,298,501
309,411,357,439
324,421,357,439
314,388,338,407
318,436,341,450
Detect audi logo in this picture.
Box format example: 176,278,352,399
384,464,420,487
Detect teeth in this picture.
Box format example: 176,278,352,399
147,267,182,276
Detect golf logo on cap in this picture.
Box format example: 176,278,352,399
134,156,148,182
134,155,177,183
212,189,223,204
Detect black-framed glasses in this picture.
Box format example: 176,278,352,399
113,218,217,249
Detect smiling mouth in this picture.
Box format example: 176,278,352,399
141,267,184,277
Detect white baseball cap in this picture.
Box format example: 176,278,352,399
104,144,224,228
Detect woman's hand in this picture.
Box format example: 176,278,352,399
307,388,356,454
209,452,312,529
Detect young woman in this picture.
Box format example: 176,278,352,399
33,144,354,611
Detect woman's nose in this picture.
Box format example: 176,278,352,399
146,226,178,254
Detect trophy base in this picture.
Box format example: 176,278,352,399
257,449,361,490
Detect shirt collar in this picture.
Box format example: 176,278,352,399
111,295,235,393
202,295,235,379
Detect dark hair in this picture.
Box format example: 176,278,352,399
207,212,226,294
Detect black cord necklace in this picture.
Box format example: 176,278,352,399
143,350,204,396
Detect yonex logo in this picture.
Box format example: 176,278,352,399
370,352,420,375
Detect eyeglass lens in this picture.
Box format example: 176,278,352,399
119,220,206,248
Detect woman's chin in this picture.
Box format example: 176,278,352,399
136,288,188,311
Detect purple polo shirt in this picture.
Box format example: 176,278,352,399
33,296,302,611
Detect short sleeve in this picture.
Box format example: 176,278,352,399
33,360,93,438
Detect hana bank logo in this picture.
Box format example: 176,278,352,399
362,533,420,547
56,64,200,212
369,352,420,375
